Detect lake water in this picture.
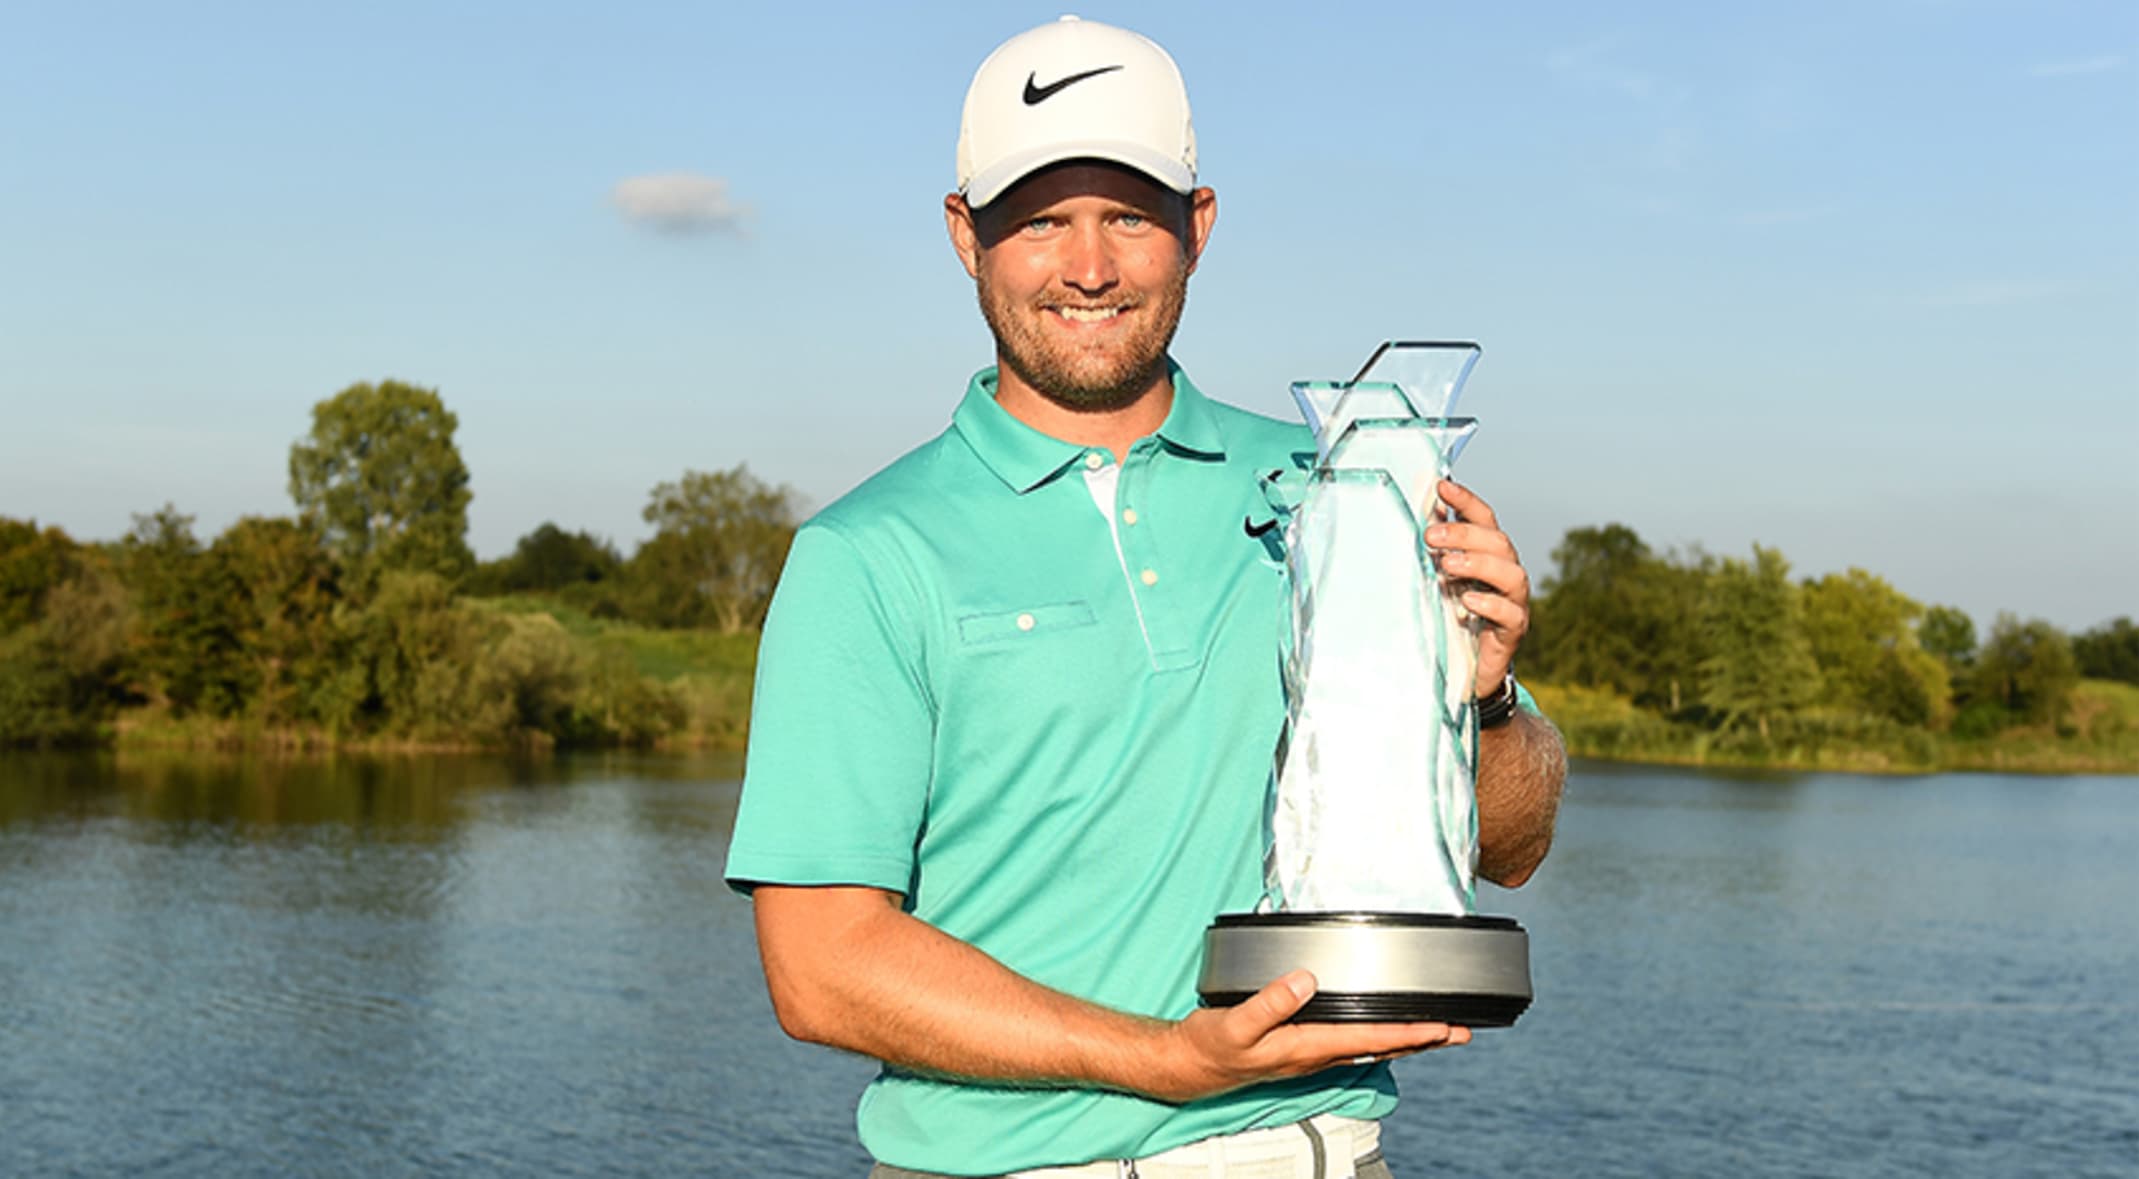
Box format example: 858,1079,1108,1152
2,754,2133,1178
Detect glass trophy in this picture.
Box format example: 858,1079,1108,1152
1197,341,1533,1026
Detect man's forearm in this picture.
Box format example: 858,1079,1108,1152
751,884,1469,1104
755,885,1170,1093
1475,709,1566,887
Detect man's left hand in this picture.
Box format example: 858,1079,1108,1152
1424,478,1530,695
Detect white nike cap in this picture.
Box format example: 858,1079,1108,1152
956,15,1197,209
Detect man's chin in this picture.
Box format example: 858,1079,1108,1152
1046,389,1146,413
1032,368,1166,413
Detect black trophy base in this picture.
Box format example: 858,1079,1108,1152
1197,911,1532,1027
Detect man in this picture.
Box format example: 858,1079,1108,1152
726,16,1566,1177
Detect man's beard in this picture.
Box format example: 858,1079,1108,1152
975,264,1189,413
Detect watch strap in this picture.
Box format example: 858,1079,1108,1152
1476,673,1519,730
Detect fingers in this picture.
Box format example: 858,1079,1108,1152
1427,479,1530,692
1426,483,1520,582
1437,478,1498,530
1465,575,1527,689
1226,973,1466,1060
1426,483,1527,607
1227,977,1466,1061
1224,970,1318,1043
1428,523,1515,561
1438,549,1529,605
1294,1021,1467,1067
1347,1024,1474,1064
1169,988,1472,1102
1463,587,1529,637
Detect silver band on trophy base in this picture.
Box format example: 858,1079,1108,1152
1196,341,1533,1026
1199,913,1531,1026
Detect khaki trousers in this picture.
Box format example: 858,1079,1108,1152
869,1114,1393,1179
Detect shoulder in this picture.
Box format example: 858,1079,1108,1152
777,425,983,621
804,427,973,542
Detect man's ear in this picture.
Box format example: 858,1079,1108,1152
1184,187,1217,276
945,193,983,280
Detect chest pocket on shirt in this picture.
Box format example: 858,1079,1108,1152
956,601,1098,648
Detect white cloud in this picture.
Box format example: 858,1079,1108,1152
2027,54,2128,78
611,173,749,234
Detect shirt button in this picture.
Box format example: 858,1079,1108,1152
1140,568,1159,586
1016,612,1036,632
1122,508,1139,526
1083,451,1105,470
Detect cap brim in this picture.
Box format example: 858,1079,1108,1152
964,140,1194,208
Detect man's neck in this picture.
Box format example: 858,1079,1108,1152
991,363,1174,462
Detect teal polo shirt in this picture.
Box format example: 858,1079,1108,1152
725,365,1398,1173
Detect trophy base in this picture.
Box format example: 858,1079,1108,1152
1197,911,1532,1027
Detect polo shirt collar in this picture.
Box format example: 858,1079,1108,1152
953,362,1229,494
1154,364,1226,459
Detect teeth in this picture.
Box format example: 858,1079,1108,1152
1056,306,1121,322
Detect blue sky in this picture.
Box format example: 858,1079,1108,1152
3,0,2134,631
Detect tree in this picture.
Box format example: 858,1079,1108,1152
211,515,340,724
0,561,132,748
1528,524,1708,713
0,518,81,635
1698,545,1821,739
1973,613,2079,727
288,379,473,587
1919,605,1976,677
2073,616,2139,686
319,569,494,738
1528,524,1655,697
632,465,801,633
118,505,246,717
470,523,622,595
1800,569,1951,728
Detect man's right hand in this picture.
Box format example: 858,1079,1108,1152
1151,969,1470,1104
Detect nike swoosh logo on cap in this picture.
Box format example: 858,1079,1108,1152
1023,65,1123,105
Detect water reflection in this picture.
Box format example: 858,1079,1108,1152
3,753,2133,1177
0,750,843,1178
0,750,747,836
6,751,485,832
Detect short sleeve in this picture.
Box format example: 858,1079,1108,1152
1514,678,1544,718
724,522,935,896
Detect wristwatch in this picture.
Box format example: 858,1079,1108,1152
1475,672,1519,731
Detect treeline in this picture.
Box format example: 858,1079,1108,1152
9,378,2133,770
1,380,798,751
1523,524,2139,770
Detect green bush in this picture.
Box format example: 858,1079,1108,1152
0,569,132,748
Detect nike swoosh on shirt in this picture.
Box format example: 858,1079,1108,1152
1243,516,1279,539
1023,65,1123,105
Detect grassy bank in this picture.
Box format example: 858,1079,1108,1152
111,595,761,755
471,594,759,751
95,614,2139,774
1528,679,2139,775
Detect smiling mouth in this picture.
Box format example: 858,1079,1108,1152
1050,305,1129,324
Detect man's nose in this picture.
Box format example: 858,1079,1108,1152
1058,222,1119,294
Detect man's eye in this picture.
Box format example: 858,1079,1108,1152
1023,217,1056,233
1119,213,1147,227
